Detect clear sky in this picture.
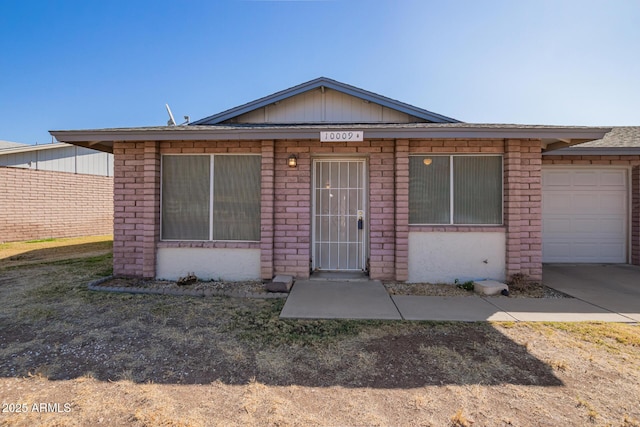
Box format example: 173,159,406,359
1,0,639,145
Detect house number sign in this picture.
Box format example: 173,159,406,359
320,131,364,142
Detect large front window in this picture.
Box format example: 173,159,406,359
409,155,502,225
161,155,261,241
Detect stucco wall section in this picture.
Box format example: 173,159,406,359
408,231,506,283
156,248,260,281
0,166,113,243
543,154,640,266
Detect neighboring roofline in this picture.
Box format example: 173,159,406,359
543,146,640,156
0,142,80,155
0,140,25,149
190,77,462,125
50,124,611,154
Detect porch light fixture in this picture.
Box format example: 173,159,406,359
288,154,298,168
423,158,433,166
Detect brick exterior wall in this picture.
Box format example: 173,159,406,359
0,166,113,242
113,141,146,277
272,139,396,279
113,140,263,278
543,154,640,266
403,138,542,281
111,138,574,282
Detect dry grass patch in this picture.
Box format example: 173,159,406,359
1,238,640,426
0,235,113,269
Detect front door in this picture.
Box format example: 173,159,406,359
312,159,367,271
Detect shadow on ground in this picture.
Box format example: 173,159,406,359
0,262,562,388
0,241,113,268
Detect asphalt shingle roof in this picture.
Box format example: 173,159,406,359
572,126,640,148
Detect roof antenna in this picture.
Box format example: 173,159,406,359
166,104,177,126
166,104,190,126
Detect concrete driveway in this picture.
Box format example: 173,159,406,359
543,264,640,322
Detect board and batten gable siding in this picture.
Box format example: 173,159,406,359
229,88,421,124
542,154,640,266
0,166,113,242
113,137,545,282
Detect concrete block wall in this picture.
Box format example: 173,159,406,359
0,166,113,243
543,154,640,266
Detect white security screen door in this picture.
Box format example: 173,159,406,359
313,159,367,271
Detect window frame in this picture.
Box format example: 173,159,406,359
409,154,504,226
160,153,262,242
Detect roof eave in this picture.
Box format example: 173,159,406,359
50,125,611,155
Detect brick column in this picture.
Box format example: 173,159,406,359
394,139,409,281
260,140,275,279
632,165,640,265
521,141,543,281
113,141,144,277
369,141,395,280
504,139,522,279
141,141,160,278
273,141,311,279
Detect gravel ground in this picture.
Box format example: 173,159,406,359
384,281,571,298
93,277,571,299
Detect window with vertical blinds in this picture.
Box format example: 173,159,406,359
161,155,261,241
161,156,210,240
409,155,502,225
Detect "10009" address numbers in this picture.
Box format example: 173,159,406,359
320,131,364,142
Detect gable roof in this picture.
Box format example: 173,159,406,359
190,77,461,125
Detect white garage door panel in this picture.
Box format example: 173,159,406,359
601,171,626,186
574,171,597,186
543,168,627,263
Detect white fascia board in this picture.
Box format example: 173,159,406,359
51,126,611,146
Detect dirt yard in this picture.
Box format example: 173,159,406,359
0,237,639,426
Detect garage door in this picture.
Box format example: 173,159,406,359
542,168,628,263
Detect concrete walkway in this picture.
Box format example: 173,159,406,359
280,280,402,320
280,279,638,322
